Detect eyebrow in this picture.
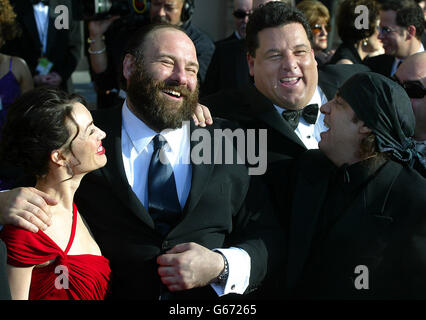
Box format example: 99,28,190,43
264,44,310,55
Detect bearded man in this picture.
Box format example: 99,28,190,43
0,24,284,300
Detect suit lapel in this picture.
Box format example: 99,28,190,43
45,5,58,57
245,85,307,150
21,4,42,55
94,107,155,229
181,121,216,216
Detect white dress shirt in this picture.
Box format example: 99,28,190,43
33,3,49,55
274,86,328,149
121,101,250,296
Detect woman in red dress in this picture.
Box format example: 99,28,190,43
0,87,111,299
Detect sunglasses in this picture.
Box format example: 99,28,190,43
311,24,331,35
233,9,252,19
391,75,426,99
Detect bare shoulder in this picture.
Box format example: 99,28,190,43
11,56,30,73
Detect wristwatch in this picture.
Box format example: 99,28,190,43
215,251,229,283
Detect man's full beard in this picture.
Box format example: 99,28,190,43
126,61,199,131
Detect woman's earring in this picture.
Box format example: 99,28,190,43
362,39,368,47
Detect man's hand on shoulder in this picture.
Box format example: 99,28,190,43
192,103,213,127
0,187,57,233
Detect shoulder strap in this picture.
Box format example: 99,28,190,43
64,203,78,255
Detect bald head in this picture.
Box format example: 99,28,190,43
395,51,426,140
397,52,426,84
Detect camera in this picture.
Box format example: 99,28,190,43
77,0,148,20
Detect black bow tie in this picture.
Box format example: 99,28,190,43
32,0,49,5
281,104,319,130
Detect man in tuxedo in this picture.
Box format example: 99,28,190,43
0,24,284,300
394,51,426,176
202,2,368,167
364,0,424,77
285,72,426,299
201,2,371,234
2,0,82,92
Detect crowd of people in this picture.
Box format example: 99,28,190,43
0,0,425,301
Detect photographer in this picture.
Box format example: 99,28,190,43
85,0,215,109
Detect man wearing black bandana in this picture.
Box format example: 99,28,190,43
283,72,426,299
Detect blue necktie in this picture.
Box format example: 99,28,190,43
148,135,181,236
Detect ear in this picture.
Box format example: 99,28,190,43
359,124,372,135
311,48,318,68
50,149,68,167
406,25,416,40
123,54,136,81
247,52,255,77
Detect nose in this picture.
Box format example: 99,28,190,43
169,65,188,86
157,6,166,17
320,102,330,114
282,53,298,72
97,127,106,140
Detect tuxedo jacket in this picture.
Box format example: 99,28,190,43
3,0,82,91
286,150,426,299
363,54,395,77
74,106,285,300
0,240,11,300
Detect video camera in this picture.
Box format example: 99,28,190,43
76,0,149,20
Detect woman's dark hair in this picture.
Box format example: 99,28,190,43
0,87,86,178
246,1,314,57
336,0,379,44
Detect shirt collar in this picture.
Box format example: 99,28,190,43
121,100,187,155
273,85,322,117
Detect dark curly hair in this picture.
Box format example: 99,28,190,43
336,0,380,45
0,0,21,44
380,0,425,39
0,87,87,178
246,1,314,57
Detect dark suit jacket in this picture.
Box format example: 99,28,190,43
201,39,251,97
0,240,11,300
74,106,285,300
215,33,238,45
3,0,82,91
363,54,395,77
286,150,426,299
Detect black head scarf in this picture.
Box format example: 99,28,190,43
339,72,422,167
